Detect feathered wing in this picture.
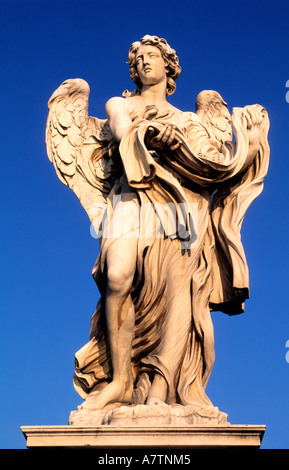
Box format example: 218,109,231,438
195,89,232,143
45,78,120,225
195,90,270,314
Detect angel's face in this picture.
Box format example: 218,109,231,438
135,45,167,87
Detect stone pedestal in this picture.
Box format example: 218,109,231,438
21,424,265,448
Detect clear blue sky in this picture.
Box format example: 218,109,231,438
1,0,289,449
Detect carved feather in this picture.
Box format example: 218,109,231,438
46,79,91,185
195,90,232,144
45,79,117,224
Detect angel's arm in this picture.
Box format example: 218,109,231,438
105,97,132,142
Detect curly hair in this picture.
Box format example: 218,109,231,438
126,35,181,96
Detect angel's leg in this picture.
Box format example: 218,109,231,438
146,255,192,405
82,235,137,410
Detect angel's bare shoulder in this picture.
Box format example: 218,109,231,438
105,96,132,141
105,96,128,118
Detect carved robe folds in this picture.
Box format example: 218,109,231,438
74,107,270,407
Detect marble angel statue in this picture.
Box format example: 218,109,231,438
46,35,270,421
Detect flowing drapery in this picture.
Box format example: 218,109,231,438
73,107,270,405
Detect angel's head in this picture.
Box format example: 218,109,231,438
127,35,181,96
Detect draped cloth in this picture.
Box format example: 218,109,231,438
73,106,270,406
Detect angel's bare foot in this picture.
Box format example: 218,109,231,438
80,379,133,410
146,373,167,405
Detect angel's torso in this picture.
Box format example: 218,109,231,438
125,95,195,132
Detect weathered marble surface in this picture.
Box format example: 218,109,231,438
22,423,266,448
46,34,270,419
69,403,228,427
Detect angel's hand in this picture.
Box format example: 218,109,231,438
242,105,264,161
148,123,181,151
244,105,264,130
